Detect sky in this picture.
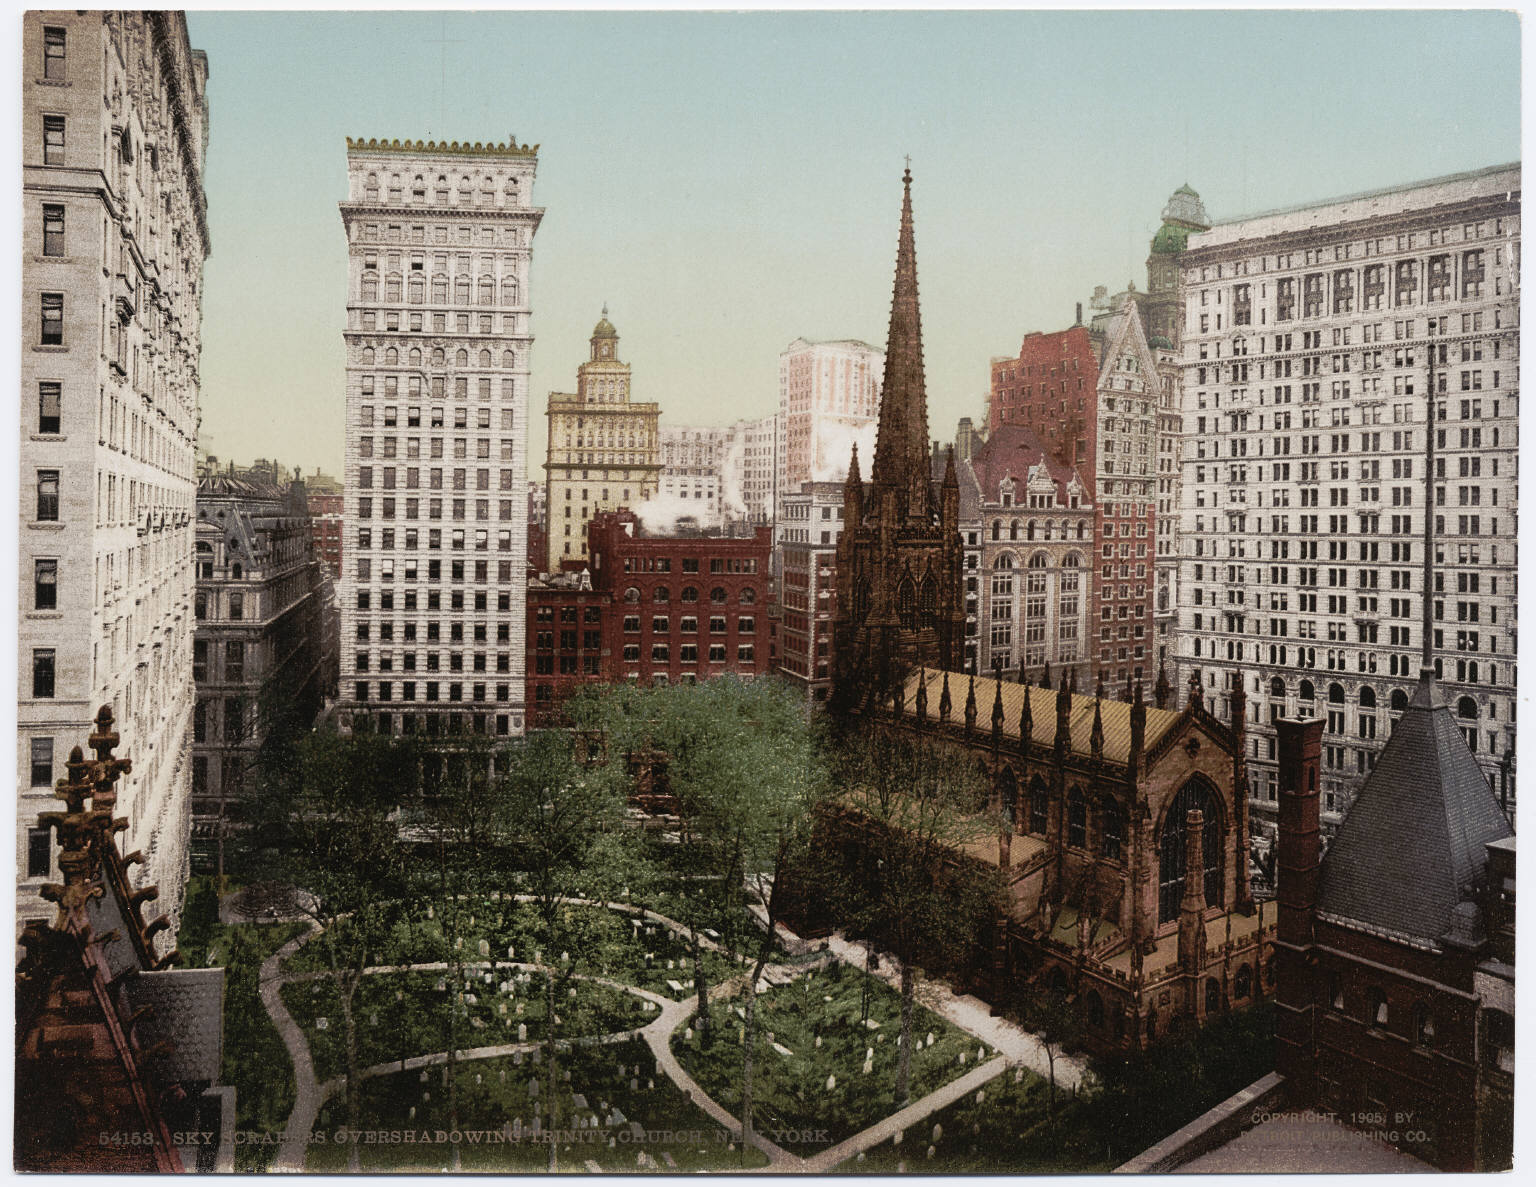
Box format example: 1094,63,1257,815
184,8,1522,478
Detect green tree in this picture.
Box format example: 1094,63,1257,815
244,727,418,1147
821,723,1001,1104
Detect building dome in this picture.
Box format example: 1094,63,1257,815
1148,334,1174,350
1159,182,1211,234
592,306,617,339
1150,222,1192,255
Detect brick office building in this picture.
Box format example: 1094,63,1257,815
588,510,772,687
308,490,344,578
525,571,607,726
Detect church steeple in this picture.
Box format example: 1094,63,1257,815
870,166,931,525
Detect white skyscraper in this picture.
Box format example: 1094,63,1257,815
338,137,542,739
18,12,209,944
776,337,883,517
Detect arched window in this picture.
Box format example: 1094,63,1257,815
998,767,1018,823
1076,521,1086,540
991,520,1001,541
481,176,495,204
1390,688,1409,713
680,586,698,603
455,349,469,367
1359,686,1376,709
1029,778,1049,834
919,575,938,629
411,175,426,201
432,347,445,366
710,587,727,604
478,349,492,367
384,347,398,366
1085,990,1105,1029
897,578,916,629
1158,780,1223,922
740,587,756,605
364,172,379,200
653,586,669,603
385,273,402,302
435,175,449,203
1328,682,1345,704
1299,680,1315,702
408,347,421,368
623,587,641,604
361,346,375,365
853,580,870,618
1457,696,1478,720
503,177,519,204
408,277,424,303
1270,676,1286,698
1234,963,1253,999
387,173,402,202
1067,787,1087,848
502,276,519,305
457,175,472,202
479,275,495,305
432,276,447,302
1101,797,1125,861
502,349,516,368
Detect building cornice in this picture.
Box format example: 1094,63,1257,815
346,135,539,159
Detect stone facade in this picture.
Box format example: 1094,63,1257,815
1173,163,1520,833
19,12,209,944
338,135,541,739
192,476,333,873
544,313,661,569
777,480,845,702
659,424,729,525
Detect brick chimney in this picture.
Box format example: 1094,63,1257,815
1274,716,1323,1090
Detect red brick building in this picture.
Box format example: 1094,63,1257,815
989,303,1160,687
526,573,607,727
1273,669,1514,1170
588,510,772,687
308,491,344,579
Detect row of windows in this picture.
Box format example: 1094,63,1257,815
622,643,755,665
621,615,755,634
359,171,523,208
359,273,521,306
621,585,756,605
355,681,515,704
355,651,515,673
356,496,519,522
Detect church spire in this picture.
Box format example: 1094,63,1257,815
870,165,930,523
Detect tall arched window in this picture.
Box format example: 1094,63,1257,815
1270,676,1286,698
919,575,938,629
503,177,519,204
998,767,1018,823
1101,796,1125,860
740,587,757,605
897,578,916,629
1158,780,1223,922
383,347,398,365
361,346,375,365
1028,777,1049,834
1390,688,1409,713
478,349,492,367
364,172,379,201
455,349,468,367
1359,686,1376,709
432,347,445,366
1067,787,1087,848
502,349,516,368
408,347,421,367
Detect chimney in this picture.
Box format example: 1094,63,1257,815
1075,301,1083,326
1274,716,1324,1088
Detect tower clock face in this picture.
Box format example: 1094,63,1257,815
602,344,612,358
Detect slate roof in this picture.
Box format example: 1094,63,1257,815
1317,671,1513,949
897,671,1182,768
967,423,1086,506
128,968,227,1082
930,448,981,522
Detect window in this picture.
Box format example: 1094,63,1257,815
225,641,246,682
42,115,64,165
42,26,65,79
27,828,51,879
40,292,63,344
33,558,57,609
42,204,64,256
193,639,208,680
225,697,246,743
32,648,56,698
229,592,244,620
35,470,59,521
29,738,53,788
38,382,60,433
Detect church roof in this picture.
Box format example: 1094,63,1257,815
1317,671,1512,949
897,671,1183,768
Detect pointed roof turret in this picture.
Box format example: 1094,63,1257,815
1040,660,1052,691
1090,695,1105,761
1155,661,1172,710
870,166,931,523
1318,670,1512,948
1019,682,1034,749
964,673,978,732
991,668,1005,730
939,670,952,721
914,667,928,725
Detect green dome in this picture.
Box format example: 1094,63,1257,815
1149,334,1174,349
592,314,617,339
1150,222,1191,255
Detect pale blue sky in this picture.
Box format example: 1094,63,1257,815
186,9,1521,476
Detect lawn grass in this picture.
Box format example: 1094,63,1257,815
304,1038,770,1172
174,876,309,1172
281,968,654,1083
673,960,979,1156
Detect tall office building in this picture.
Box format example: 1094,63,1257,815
659,424,730,524
777,337,882,517
1174,163,1520,834
544,312,661,570
338,136,542,739
19,12,209,942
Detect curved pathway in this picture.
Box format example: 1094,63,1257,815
260,896,1063,1174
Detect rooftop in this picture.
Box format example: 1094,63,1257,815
346,135,537,158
